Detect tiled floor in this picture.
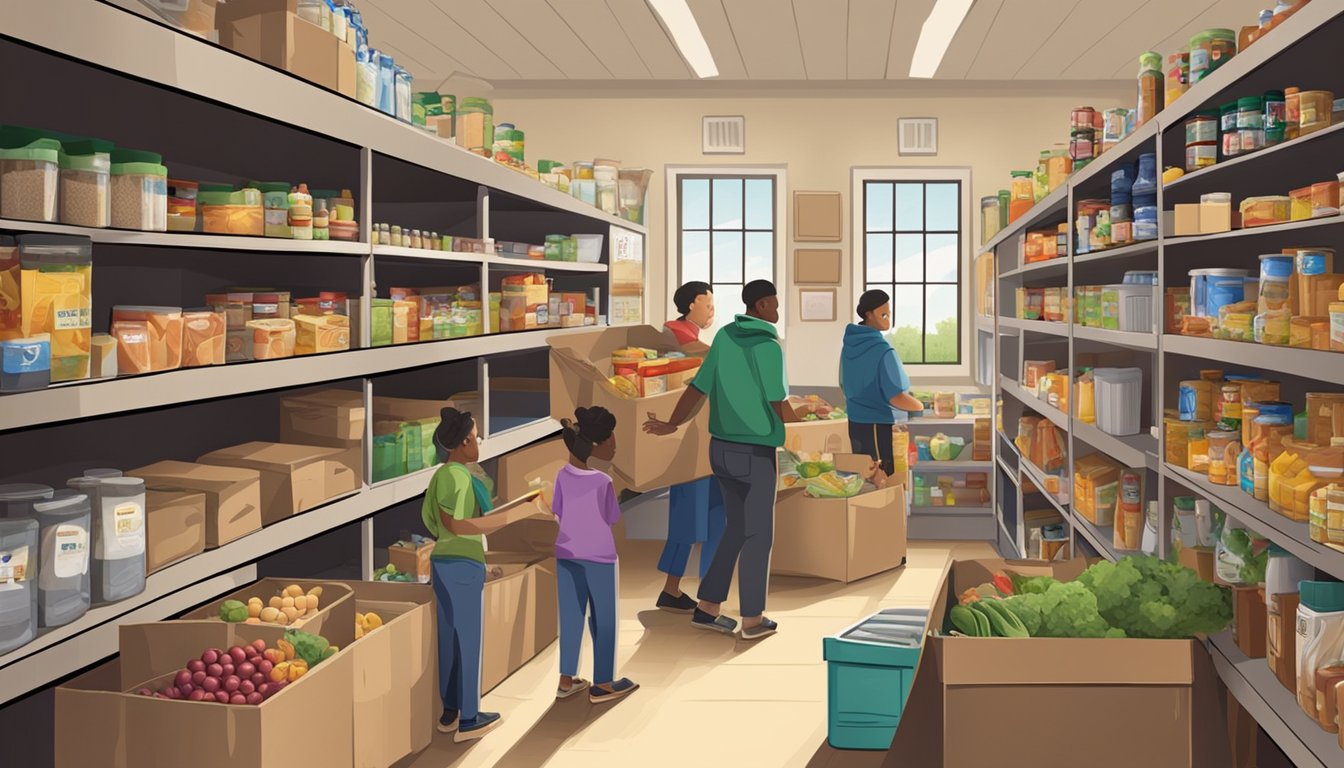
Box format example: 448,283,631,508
403,537,995,768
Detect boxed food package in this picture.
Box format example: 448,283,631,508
112,306,184,373
279,387,364,447
129,461,262,547
217,11,347,94
1268,592,1300,693
143,489,207,574
180,577,353,637
481,516,559,694
785,418,852,455
249,318,296,359
1073,453,1123,526
181,309,226,367
56,618,356,768
494,437,568,504
198,442,359,525
889,558,1232,768
771,456,906,583
294,313,350,355
549,326,711,491
1230,585,1267,659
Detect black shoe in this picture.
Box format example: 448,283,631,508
453,711,502,743
657,590,697,614
437,709,459,733
741,617,778,641
691,607,738,635
589,678,640,704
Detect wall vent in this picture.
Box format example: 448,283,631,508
703,115,746,154
898,117,938,156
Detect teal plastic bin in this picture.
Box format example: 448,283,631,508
823,608,927,750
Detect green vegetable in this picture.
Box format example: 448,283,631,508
283,628,331,667
949,604,980,636
1008,572,1060,596
977,598,1029,637
1075,556,1231,639
218,599,248,623
1001,595,1043,635
1002,581,1124,638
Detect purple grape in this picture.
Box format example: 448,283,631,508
229,693,246,705
229,647,248,665
187,659,206,673
223,676,240,693
221,664,235,678
201,677,220,693
178,683,194,696
213,691,230,703
175,670,192,688
239,680,255,696
201,649,219,665
238,662,256,679
206,663,223,678
187,689,206,702
191,670,207,686
245,692,263,705
137,688,152,697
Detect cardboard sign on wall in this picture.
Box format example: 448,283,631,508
793,191,843,242
794,248,842,284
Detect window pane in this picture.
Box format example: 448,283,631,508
745,179,773,229
866,233,893,283
888,284,924,364
681,231,710,283
927,183,958,231
866,182,893,232
682,179,709,229
745,232,773,282
926,233,959,282
926,284,959,363
712,283,745,332
894,234,924,283
712,231,743,283
894,183,923,231
712,178,743,228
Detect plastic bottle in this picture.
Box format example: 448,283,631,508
394,66,413,123
288,184,314,241
313,199,330,241
1136,51,1163,125
376,52,396,116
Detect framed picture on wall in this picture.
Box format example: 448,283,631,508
793,191,842,242
798,288,836,322
793,248,842,284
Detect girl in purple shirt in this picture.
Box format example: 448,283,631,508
552,407,639,704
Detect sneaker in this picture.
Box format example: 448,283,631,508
453,712,502,743
741,617,778,641
437,710,459,734
656,590,697,614
589,678,640,704
691,607,738,635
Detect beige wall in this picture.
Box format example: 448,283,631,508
495,93,1127,386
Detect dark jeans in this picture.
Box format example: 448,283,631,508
849,421,896,476
698,438,778,618
431,557,484,721
658,476,726,579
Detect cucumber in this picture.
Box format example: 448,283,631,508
949,604,980,636
969,603,993,637
978,598,1029,637
969,600,1010,637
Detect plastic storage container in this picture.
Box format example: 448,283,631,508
109,149,167,232
1,335,50,392
1220,102,1241,160
0,516,38,654
1184,111,1218,171
1257,254,1293,346
0,136,60,222
1094,368,1143,436
1008,171,1033,222
1189,29,1235,84
394,66,412,123
823,608,927,750
456,97,494,157
1264,90,1286,146
980,197,1001,244
376,53,395,116
58,139,112,228
288,184,314,240
31,491,90,628
67,475,145,604
1166,50,1189,106
199,184,263,236
574,234,603,263
256,181,291,238
1299,90,1334,136
1240,195,1291,228
355,48,377,107
1136,52,1163,125
1190,268,1248,326
17,234,92,382
1237,96,1265,154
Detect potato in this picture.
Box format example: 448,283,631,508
274,611,290,626
247,602,262,619
281,606,301,622
306,586,323,598
307,594,320,610
247,596,263,607
259,606,280,622
281,596,295,609
268,596,283,609
244,617,261,625
293,595,309,613
284,585,303,598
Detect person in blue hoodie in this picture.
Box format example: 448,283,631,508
840,289,925,476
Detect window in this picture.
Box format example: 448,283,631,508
676,175,777,336
859,175,965,368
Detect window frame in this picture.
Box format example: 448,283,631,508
851,166,972,379
665,165,788,337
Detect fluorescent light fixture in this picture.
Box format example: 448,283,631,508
648,0,719,78
909,0,974,78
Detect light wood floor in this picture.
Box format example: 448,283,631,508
403,537,995,768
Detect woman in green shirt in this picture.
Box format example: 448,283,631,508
422,408,540,743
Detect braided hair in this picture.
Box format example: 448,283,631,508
561,406,616,463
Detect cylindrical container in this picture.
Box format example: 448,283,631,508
1264,544,1313,605
58,139,112,228
1264,89,1287,146
1220,102,1242,160
0,516,38,654
1094,368,1143,436
509,129,524,164
492,122,515,163
17,234,93,382
1285,87,1302,141
1252,403,1295,503
1103,108,1131,150
1185,111,1219,171
257,182,291,238
1136,52,1163,125
0,137,61,223
1237,96,1265,154
1189,28,1236,84
1166,50,1190,106
1071,106,1096,129
980,197,1001,244
32,491,90,628
109,149,167,232
68,475,145,604
394,66,412,123
455,97,494,157
1257,254,1293,345
288,184,314,241
1069,129,1096,161
1299,90,1334,136
376,53,395,115
1208,430,1241,485
1190,267,1249,324
355,49,377,107
1009,171,1033,222
1216,384,1244,430
1180,379,1214,422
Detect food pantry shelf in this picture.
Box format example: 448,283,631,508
0,417,558,705
1069,508,1122,562
996,454,1020,484
1019,456,1068,519
0,326,595,433
1072,240,1158,266
1071,326,1158,351
372,244,488,265
977,184,1069,257
997,317,1070,337
1162,215,1344,247
1000,259,1067,280
1162,335,1344,384
911,460,991,471
1000,376,1069,430
371,245,609,272
1165,120,1344,191
0,217,370,254
1072,420,1158,470
907,510,998,541
1166,463,1344,581
1208,632,1342,768
1066,119,1160,189
907,415,981,427
490,254,608,273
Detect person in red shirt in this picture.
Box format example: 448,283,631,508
664,281,714,345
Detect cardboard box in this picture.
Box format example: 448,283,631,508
220,12,343,92
129,461,263,548
494,437,569,502
784,418,852,455
1179,545,1216,582
179,578,355,637
1200,201,1233,234
144,489,207,574
1174,203,1201,236
198,442,358,525
336,40,356,98
548,326,711,492
481,516,559,694
388,539,434,583
1268,592,1299,693
56,619,356,768
771,456,905,583
886,558,1232,767
279,388,365,443
1231,584,1267,659
373,396,451,424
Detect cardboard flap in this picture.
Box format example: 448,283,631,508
883,637,945,764
130,461,261,492
199,442,344,471
486,515,557,556
119,622,233,690
938,637,1195,686
547,325,705,386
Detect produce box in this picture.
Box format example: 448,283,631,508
481,516,559,694
886,558,1231,767
771,455,906,583
129,461,263,548
56,618,356,768
144,489,207,574
784,418,852,455
548,326,710,492
387,539,434,583
198,442,359,525
179,578,355,637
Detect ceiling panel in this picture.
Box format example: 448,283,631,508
362,0,520,81
686,0,749,80
433,0,563,79
885,0,937,79
357,0,488,81
1013,0,1148,80
548,0,651,78
966,0,1085,80
846,0,896,79
934,0,1003,79
1063,0,1218,79
485,0,612,78
1117,0,1268,78
722,0,807,80
792,0,847,79
603,0,693,78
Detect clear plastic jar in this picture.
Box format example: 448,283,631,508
394,66,412,124
1184,112,1218,171
110,149,166,231
376,52,395,116
0,138,60,223
1237,96,1265,153
58,139,111,228
1136,52,1163,125
980,197,1001,244
1263,90,1286,147
355,49,377,107
455,97,494,157
1285,87,1301,141
1189,28,1236,84
1009,171,1034,222
1219,102,1241,160
1299,90,1334,136
1166,50,1189,106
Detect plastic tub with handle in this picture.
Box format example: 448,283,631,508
824,607,927,750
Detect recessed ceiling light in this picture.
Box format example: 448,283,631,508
648,0,719,79
909,0,974,78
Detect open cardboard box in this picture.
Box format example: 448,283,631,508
481,515,559,694
784,418,852,455
771,454,906,583
884,557,1231,767
178,577,354,637
548,325,711,492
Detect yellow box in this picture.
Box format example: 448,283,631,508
295,314,350,355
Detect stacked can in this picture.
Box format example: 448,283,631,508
1070,106,1097,164
1132,153,1159,241
1110,166,1136,245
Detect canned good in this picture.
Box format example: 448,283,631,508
1071,106,1096,129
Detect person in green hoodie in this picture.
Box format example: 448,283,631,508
841,290,925,476
644,280,798,641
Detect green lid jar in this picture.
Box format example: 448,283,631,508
1263,89,1286,146
1189,28,1236,84
58,139,114,228
0,137,61,223
109,148,167,231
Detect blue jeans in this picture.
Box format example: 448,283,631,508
431,557,484,721
557,559,617,685
658,476,726,580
